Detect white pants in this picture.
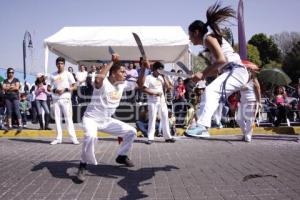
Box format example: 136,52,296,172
212,103,223,125
81,116,136,165
147,101,172,141
237,102,257,136
197,66,249,127
53,98,77,141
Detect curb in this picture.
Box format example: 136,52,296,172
207,126,300,136
0,127,299,138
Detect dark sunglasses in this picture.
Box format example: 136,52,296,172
8,71,14,74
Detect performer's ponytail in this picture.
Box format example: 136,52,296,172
206,2,236,44
189,1,236,45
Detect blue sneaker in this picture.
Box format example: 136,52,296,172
185,124,210,138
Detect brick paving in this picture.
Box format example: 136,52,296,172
0,135,300,200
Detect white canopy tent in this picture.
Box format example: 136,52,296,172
44,26,190,74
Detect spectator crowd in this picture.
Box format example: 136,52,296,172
1,60,300,137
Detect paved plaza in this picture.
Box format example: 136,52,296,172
0,135,300,200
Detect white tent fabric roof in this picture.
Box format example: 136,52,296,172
44,26,190,74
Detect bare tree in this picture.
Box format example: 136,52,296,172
222,27,234,47
191,53,209,73
271,32,300,56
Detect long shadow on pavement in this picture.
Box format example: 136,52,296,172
252,135,298,142
8,137,148,145
31,160,179,199
99,137,147,144
184,136,244,143
9,138,51,144
185,135,299,142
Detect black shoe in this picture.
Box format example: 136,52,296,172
16,126,23,132
157,133,163,137
117,137,123,144
76,162,87,183
165,138,176,143
38,115,44,129
116,155,134,167
145,140,153,145
45,114,51,130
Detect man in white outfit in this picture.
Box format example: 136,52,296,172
76,54,137,182
139,62,176,144
49,57,79,145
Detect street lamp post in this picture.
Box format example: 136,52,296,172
23,31,33,81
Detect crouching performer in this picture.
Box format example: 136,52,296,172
77,54,136,182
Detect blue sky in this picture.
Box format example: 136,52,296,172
0,0,299,82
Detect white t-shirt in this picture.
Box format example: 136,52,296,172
84,78,130,119
76,71,88,86
203,32,242,65
144,74,165,103
240,80,257,103
90,71,97,83
50,71,76,100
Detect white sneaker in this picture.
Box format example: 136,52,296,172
185,125,210,138
287,118,291,127
244,133,252,142
72,139,80,145
199,131,210,138
50,139,62,145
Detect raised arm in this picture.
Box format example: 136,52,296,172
94,54,120,89
137,59,150,88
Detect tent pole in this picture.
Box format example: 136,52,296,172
44,45,49,76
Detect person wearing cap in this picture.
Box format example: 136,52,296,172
35,73,51,130
48,57,79,145
184,81,206,129
2,68,22,130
